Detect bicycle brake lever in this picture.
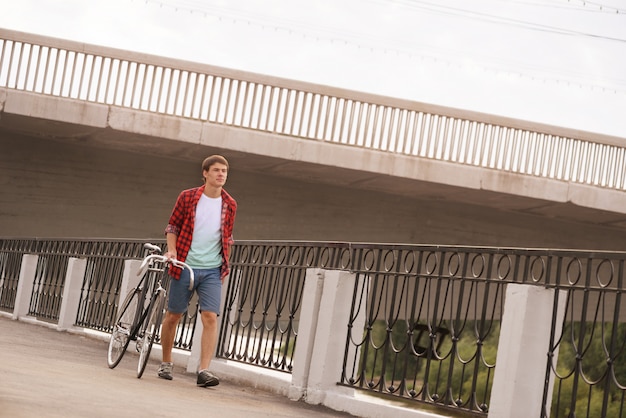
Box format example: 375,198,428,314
170,259,195,291
143,243,162,253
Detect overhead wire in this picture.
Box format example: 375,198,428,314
133,0,626,93
498,0,626,14
392,0,626,43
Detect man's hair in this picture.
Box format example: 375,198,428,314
202,155,229,172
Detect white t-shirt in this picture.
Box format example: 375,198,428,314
185,194,222,269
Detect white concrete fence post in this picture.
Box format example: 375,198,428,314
489,283,567,418
305,269,359,405
12,254,38,320
57,257,88,331
188,302,204,373
288,268,326,401
119,259,143,302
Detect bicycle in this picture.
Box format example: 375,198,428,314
107,242,194,378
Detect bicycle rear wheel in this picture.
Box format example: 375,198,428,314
137,291,166,378
107,288,142,368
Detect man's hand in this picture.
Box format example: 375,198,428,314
164,251,177,261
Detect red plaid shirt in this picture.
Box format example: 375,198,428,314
165,185,237,280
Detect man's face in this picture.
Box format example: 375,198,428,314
203,163,228,188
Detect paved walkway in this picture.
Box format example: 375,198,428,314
0,316,354,418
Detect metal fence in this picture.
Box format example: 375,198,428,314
218,242,348,372
545,256,626,418
0,238,196,351
1,28,625,190
2,237,626,417
215,241,626,416
0,239,29,312
332,245,626,417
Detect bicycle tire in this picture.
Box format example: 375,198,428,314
137,290,166,378
107,288,142,369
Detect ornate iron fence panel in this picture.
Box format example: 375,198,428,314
334,245,626,416
544,255,626,418
0,239,33,312
218,241,351,372
71,239,197,351
218,242,332,372
74,240,146,331
0,238,197,350
28,240,73,321
340,245,507,416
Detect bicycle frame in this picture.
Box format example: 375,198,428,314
107,243,194,376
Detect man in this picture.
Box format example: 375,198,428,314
158,155,237,387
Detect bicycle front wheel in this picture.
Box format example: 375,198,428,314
137,291,166,378
107,288,142,369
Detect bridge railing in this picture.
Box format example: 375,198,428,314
1,28,625,191
0,238,197,351
5,238,622,416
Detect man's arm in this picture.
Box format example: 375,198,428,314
165,232,177,260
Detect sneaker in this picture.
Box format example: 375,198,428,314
197,369,219,387
158,362,173,380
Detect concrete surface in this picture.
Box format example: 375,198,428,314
0,316,354,418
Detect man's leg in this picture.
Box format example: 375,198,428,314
159,269,192,380
158,310,182,379
195,267,221,387
161,311,183,363
196,309,220,387
199,310,218,370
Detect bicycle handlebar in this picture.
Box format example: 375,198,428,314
138,254,195,291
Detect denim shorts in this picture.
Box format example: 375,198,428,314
167,267,221,315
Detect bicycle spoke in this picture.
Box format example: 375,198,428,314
107,288,141,369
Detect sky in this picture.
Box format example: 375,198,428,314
0,0,625,139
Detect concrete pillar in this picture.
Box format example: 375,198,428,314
187,310,203,374
489,284,567,418
12,254,38,320
288,268,326,401
119,259,142,303
306,269,358,405
57,257,87,330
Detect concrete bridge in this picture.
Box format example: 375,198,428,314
1,28,626,251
